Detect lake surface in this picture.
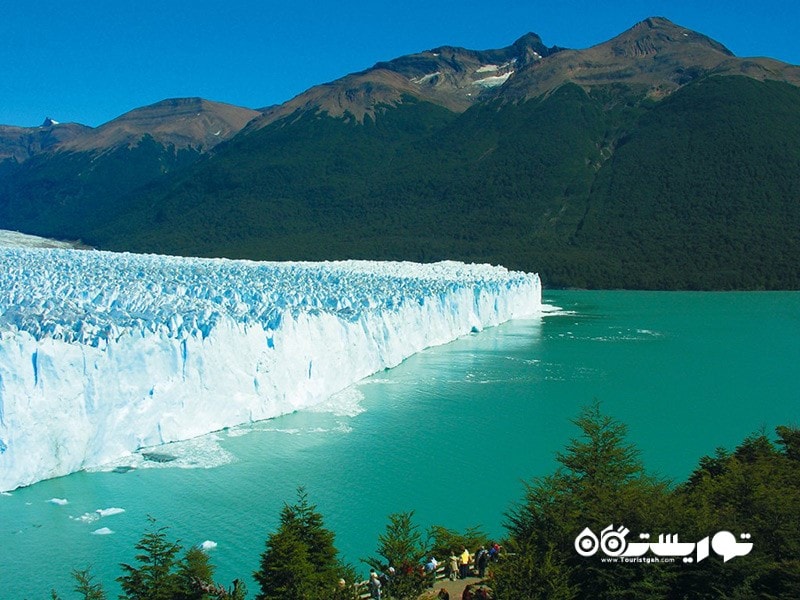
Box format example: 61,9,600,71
1,290,797,599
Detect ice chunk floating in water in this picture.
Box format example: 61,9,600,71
0,248,541,490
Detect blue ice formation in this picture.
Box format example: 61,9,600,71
0,247,541,490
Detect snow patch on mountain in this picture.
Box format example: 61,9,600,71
473,72,514,87
411,71,442,84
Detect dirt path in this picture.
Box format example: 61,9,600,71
421,575,482,599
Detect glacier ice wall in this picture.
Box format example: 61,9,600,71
0,248,541,490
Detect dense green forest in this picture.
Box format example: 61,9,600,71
0,136,201,239
51,404,800,599
2,76,799,290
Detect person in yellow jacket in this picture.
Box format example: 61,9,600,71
459,548,471,579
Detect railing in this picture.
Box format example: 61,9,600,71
356,562,467,599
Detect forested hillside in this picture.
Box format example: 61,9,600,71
81,77,800,289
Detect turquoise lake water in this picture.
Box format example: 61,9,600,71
1,290,798,599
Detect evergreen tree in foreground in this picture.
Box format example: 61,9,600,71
50,568,107,600
491,403,800,599
492,401,672,599
365,511,428,600
72,568,106,600
118,517,183,600
671,426,800,599
254,487,355,600
116,516,239,600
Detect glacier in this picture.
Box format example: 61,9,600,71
0,247,541,491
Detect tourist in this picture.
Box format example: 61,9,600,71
368,570,382,599
459,548,471,579
488,542,501,561
438,587,451,599
475,546,489,577
379,565,395,593
425,555,439,586
449,552,459,581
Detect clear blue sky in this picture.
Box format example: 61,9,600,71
2,0,798,127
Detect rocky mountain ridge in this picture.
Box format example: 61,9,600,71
0,98,259,163
4,17,797,156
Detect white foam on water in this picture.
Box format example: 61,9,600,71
224,428,250,438
96,507,125,517
199,540,217,551
47,498,68,505
252,426,302,435
91,527,114,535
587,327,664,343
539,303,568,315
308,387,366,418
357,378,398,385
91,433,235,473
636,329,663,337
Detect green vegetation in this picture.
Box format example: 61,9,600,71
364,511,429,599
2,76,799,289
51,404,800,599
491,402,800,599
576,77,800,289
0,135,201,241
253,487,355,600
51,516,246,600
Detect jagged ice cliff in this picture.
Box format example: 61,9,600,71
0,248,541,490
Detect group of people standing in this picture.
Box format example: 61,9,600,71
364,543,501,599
448,543,500,580
366,566,396,599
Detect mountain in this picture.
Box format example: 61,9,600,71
0,120,92,163
249,17,799,125
248,31,556,127
1,17,799,290
0,98,259,162
503,17,800,99
58,97,261,152
0,99,260,239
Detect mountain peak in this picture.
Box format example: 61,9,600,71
498,16,750,101
512,32,545,49
58,97,260,152
609,16,734,58
249,33,557,129
41,117,59,127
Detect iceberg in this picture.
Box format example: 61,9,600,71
0,248,541,491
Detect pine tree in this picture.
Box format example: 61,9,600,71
496,401,670,599
254,526,315,600
71,568,106,600
674,427,800,599
366,511,428,600
254,487,345,600
118,516,182,600
175,546,216,600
